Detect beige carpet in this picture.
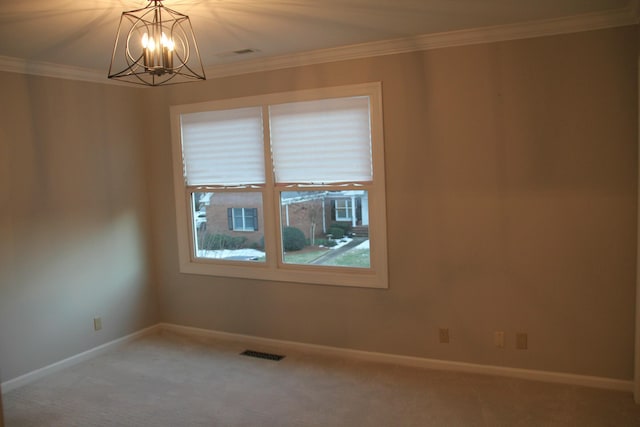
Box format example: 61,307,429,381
3,331,640,426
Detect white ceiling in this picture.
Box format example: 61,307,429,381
0,0,636,79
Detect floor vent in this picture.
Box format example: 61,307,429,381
240,350,285,361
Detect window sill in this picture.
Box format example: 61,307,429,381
180,258,388,289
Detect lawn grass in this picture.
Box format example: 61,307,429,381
325,249,370,268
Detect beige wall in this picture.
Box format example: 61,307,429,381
0,25,636,385
0,73,159,381
147,26,638,380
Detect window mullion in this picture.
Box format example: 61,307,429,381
185,190,197,260
261,105,278,268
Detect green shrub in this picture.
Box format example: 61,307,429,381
314,238,335,247
251,236,265,251
328,226,345,239
330,222,352,235
201,233,248,250
282,226,306,251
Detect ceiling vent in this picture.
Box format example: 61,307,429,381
216,48,260,58
240,350,285,361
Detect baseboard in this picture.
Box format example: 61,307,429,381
159,323,633,392
3,322,632,394
1,324,161,393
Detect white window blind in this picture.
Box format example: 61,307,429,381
180,107,264,186
269,96,373,184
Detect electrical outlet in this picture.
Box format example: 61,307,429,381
93,317,102,331
439,328,450,344
516,333,528,350
494,331,505,348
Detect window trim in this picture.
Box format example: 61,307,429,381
170,82,388,288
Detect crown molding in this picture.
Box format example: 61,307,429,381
204,1,640,78
0,55,135,87
0,1,637,85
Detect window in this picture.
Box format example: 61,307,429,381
229,208,258,232
334,199,353,221
171,83,387,288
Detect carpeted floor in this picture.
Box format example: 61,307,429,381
3,331,640,426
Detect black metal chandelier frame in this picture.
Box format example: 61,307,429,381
108,0,206,86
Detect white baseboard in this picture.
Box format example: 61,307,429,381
2,322,632,394
159,323,633,393
1,324,160,393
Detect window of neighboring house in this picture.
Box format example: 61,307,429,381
229,208,258,231
171,83,388,288
334,199,353,221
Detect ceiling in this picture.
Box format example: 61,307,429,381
0,0,637,79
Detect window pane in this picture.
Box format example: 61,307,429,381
193,192,265,262
181,107,265,186
280,190,370,268
269,96,372,184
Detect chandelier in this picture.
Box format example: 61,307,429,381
108,0,206,86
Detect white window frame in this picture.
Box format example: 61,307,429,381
170,83,388,288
